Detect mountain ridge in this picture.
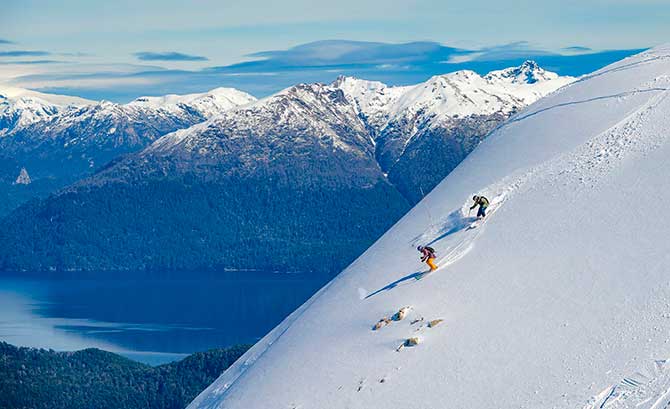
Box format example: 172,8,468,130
0,86,256,215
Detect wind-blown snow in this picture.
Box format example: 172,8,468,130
189,46,670,409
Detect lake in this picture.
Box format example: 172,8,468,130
0,272,330,365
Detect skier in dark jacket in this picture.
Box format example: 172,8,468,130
470,195,490,219
417,245,437,271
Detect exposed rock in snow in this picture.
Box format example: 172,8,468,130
405,337,421,347
392,306,411,321
372,317,392,331
396,336,422,352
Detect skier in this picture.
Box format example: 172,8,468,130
470,195,490,219
417,245,437,272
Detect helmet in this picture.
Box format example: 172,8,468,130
417,246,423,251
472,195,479,201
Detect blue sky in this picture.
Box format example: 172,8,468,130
0,0,666,101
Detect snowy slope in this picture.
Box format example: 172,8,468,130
0,85,93,107
189,46,670,409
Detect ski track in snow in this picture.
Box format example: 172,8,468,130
583,360,670,409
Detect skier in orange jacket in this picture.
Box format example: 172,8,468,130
417,245,437,271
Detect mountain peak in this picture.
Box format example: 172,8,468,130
146,80,370,159
513,60,544,83
519,59,540,69
331,75,350,87
260,82,348,108
485,60,559,85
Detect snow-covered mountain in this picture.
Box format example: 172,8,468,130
334,61,574,202
0,86,92,135
0,87,256,215
335,60,572,134
127,87,255,118
188,46,670,409
331,76,409,130
4,87,257,162
1,62,567,215
145,83,373,163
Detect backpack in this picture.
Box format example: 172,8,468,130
425,246,435,255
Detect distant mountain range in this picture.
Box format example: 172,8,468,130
0,87,256,215
0,62,573,274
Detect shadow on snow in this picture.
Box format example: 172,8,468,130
364,270,425,299
366,208,477,300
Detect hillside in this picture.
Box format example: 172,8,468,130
188,46,670,409
0,342,250,409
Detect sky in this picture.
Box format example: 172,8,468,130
0,0,666,101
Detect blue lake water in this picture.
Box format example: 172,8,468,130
0,272,330,365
